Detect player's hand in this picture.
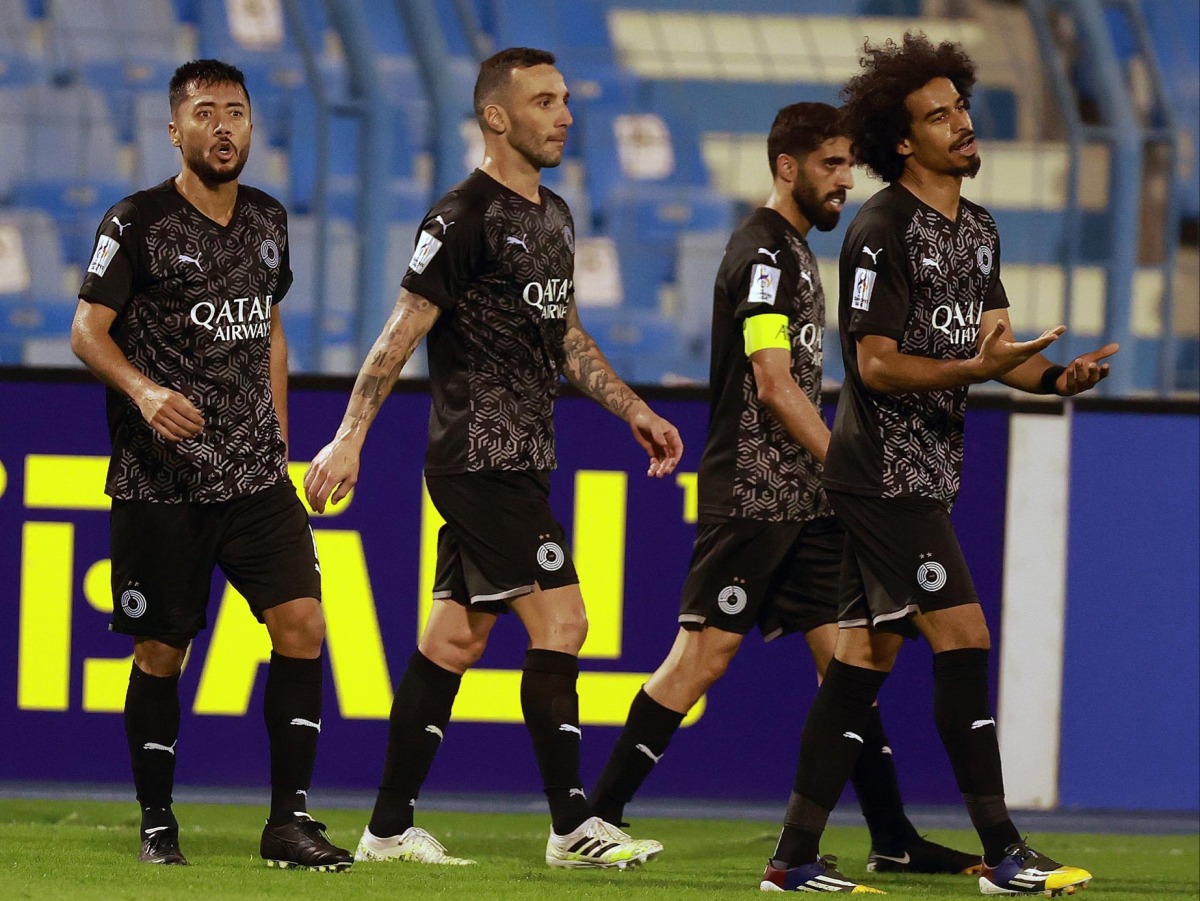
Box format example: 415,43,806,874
136,384,204,442
1055,342,1119,396
629,407,683,478
976,320,1064,380
303,437,361,513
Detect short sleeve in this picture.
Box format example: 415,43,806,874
274,215,293,304
78,199,139,314
841,206,910,341
982,231,1008,312
401,194,486,311
731,238,799,322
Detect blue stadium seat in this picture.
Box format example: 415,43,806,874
285,214,359,373
0,208,75,364
577,306,690,385
0,0,44,86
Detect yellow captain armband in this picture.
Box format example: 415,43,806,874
743,313,791,357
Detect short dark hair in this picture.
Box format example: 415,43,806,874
840,32,977,183
473,47,556,121
767,102,846,176
169,59,250,114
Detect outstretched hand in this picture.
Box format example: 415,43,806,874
977,320,1065,380
629,407,684,478
1054,343,1119,396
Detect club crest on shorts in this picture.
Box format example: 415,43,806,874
537,541,565,571
717,585,747,615
120,588,148,618
916,560,948,592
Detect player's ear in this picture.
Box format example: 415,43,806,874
895,136,913,160
168,121,181,149
483,102,508,136
775,152,797,184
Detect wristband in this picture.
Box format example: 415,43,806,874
1039,364,1066,395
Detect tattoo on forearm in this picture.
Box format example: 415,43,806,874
347,296,432,424
563,319,640,419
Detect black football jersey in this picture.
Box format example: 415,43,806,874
78,179,292,503
698,207,831,523
402,169,575,475
824,183,1009,506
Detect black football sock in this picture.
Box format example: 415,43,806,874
932,648,1020,864
521,649,590,835
369,651,461,838
773,659,888,868
591,687,685,825
263,652,323,826
125,663,181,831
850,705,919,853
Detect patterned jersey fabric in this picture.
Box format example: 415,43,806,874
78,179,292,503
824,183,1009,506
698,207,831,523
402,169,575,475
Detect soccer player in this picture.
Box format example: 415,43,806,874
303,47,682,870
70,59,351,872
589,103,978,887
762,34,1115,895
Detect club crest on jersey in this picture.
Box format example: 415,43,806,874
260,238,280,269
562,224,575,254
190,295,273,341
409,229,443,275
851,267,876,311
977,244,993,275
748,263,780,306
87,235,120,277
523,277,571,320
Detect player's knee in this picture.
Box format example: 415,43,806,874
267,600,326,656
134,639,187,676
421,630,488,672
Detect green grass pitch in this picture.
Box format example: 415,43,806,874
2,798,1196,900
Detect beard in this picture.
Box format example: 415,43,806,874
962,153,982,178
793,180,843,232
509,126,564,171
184,143,248,185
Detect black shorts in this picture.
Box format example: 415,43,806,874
678,516,843,641
426,470,579,615
109,481,321,642
828,490,978,638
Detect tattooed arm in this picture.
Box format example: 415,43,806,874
562,302,684,477
304,289,440,511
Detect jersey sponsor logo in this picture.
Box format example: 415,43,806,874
177,252,204,272
505,233,530,253
87,235,120,277
120,588,147,618
537,541,566,571
190,295,273,341
800,269,814,292
795,321,821,356
260,238,280,270
917,560,948,592
977,244,994,275
861,246,882,263
757,246,780,264
920,256,943,275
433,214,456,234
851,267,876,311
748,263,780,306
109,216,131,236
716,585,747,615
931,299,983,344
522,278,572,320
408,229,443,274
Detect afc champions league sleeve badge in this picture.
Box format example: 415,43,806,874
260,238,280,270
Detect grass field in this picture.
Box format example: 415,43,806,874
2,799,1197,900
